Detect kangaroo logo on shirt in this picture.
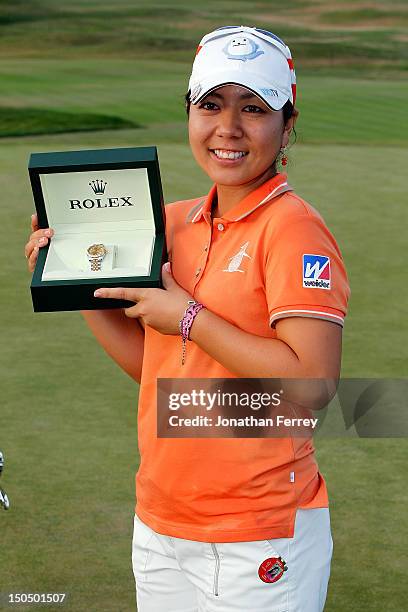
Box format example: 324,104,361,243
303,254,331,290
223,36,264,62
223,242,252,273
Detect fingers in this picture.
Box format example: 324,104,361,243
124,303,143,319
94,288,146,323
93,287,146,302
25,228,54,256
25,226,54,272
27,227,54,244
27,245,39,273
25,236,44,258
161,262,177,290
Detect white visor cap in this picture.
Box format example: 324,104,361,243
188,26,296,111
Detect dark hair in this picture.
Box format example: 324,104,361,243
184,91,295,125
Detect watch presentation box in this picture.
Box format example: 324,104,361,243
28,146,167,312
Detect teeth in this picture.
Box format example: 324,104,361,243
213,149,247,160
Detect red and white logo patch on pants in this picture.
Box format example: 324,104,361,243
258,556,288,583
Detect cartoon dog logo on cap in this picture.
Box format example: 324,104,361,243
223,35,264,62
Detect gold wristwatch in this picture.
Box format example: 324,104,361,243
87,244,107,271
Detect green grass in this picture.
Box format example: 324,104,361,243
0,107,139,137
1,60,407,145
0,0,407,72
1,1,407,610
321,8,408,24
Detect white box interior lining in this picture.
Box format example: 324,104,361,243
42,229,155,280
39,167,158,281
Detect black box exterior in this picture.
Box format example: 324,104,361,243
28,146,167,312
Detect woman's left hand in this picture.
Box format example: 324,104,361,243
93,262,193,335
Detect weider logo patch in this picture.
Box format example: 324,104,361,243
303,254,331,290
258,556,288,584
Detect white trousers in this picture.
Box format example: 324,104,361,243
132,508,333,612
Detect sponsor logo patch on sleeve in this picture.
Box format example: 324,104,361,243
302,254,331,289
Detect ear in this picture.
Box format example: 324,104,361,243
281,108,299,148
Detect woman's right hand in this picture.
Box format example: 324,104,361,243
25,213,54,273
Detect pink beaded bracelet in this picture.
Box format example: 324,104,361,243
179,300,205,365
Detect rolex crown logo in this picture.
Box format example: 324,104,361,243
89,179,107,195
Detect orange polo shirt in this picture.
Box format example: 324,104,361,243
135,172,350,542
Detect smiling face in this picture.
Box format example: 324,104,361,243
188,85,295,191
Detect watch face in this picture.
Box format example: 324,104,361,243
87,244,107,257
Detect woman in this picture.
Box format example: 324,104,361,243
26,26,350,612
